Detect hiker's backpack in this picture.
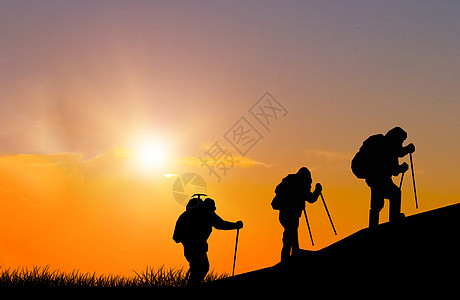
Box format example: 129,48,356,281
351,134,385,179
271,174,296,210
173,213,187,243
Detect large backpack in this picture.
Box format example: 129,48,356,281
173,213,187,243
351,134,385,179
172,197,203,244
271,174,296,210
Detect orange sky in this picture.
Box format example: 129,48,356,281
0,2,459,276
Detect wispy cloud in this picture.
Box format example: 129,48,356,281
236,157,271,167
304,149,351,164
197,140,271,167
173,155,270,168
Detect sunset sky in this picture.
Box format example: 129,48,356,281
0,1,459,276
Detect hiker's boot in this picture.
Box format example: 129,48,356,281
281,246,291,263
390,212,406,226
369,209,380,229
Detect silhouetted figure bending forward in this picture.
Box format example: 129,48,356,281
173,197,243,287
272,167,321,262
352,126,415,228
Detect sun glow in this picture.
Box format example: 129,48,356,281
134,139,169,170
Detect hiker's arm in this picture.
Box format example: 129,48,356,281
306,183,322,203
213,214,243,230
398,143,415,157
394,162,409,176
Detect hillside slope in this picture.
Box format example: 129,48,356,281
209,203,460,292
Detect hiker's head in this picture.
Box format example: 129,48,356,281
186,197,203,211
297,167,312,183
203,198,216,212
386,126,407,144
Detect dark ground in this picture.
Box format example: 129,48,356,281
207,203,460,296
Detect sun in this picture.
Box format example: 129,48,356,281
134,139,169,170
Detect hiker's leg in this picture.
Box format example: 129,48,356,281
197,253,210,284
291,217,301,255
281,228,292,261
279,213,292,262
186,251,209,287
369,185,384,228
388,182,402,224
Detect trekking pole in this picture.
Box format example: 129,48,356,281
303,208,314,246
399,171,405,190
320,192,337,235
410,153,419,209
232,228,240,276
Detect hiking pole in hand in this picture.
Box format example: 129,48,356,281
232,228,240,276
399,171,405,190
410,153,419,209
303,208,314,246
320,192,337,235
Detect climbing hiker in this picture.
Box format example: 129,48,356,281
351,126,415,228
173,196,243,287
272,167,322,262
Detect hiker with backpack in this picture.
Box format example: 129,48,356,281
272,167,322,262
173,196,243,287
351,126,415,228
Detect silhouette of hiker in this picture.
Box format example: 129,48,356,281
352,126,415,228
272,167,322,262
173,197,243,287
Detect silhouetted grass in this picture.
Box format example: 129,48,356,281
133,266,227,288
0,265,228,288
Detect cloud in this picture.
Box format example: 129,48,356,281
163,173,179,178
197,140,271,167
8,147,269,183
5,149,128,180
304,149,351,164
236,157,271,167
173,155,270,168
